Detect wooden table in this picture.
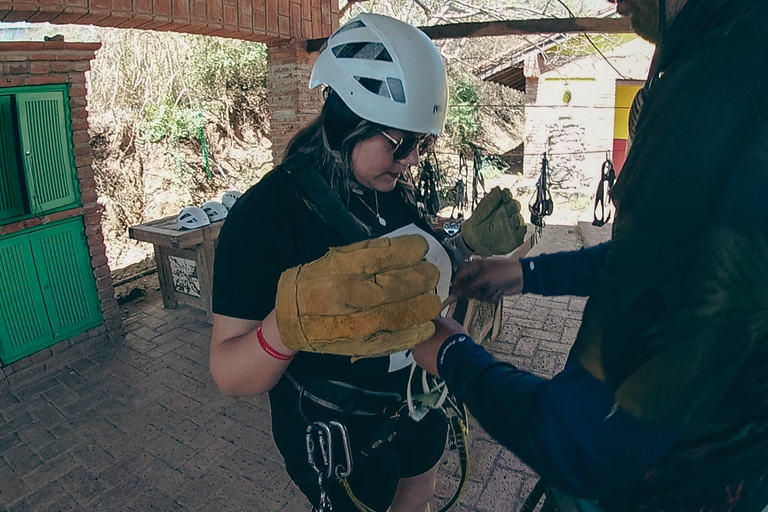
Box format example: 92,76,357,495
129,215,223,323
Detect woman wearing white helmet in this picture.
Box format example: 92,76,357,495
210,13,451,512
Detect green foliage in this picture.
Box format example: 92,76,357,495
89,30,269,145
479,155,510,179
189,37,267,94
140,103,200,143
444,72,482,150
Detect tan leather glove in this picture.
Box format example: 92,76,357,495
275,235,443,357
461,186,527,256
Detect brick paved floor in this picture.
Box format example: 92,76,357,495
0,223,610,512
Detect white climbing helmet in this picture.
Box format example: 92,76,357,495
221,190,242,211
176,206,211,231
201,200,228,222
310,13,448,135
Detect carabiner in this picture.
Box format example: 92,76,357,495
306,422,334,480
329,421,354,479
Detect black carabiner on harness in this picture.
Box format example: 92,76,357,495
529,153,554,236
592,153,616,227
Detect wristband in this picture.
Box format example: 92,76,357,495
437,333,472,369
257,324,294,361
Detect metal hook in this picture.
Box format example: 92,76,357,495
329,421,354,479
306,422,333,480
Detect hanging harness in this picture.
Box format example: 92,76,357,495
416,152,442,217
592,153,616,227
471,149,486,212
450,152,470,219
529,153,554,238
278,156,470,512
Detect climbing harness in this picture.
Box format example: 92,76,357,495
592,153,616,227
529,153,554,239
294,363,471,512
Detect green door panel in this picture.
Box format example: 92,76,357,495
0,233,54,363
16,91,77,214
0,96,25,222
28,218,102,341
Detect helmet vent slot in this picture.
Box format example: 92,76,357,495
355,76,390,98
331,42,393,62
386,78,406,103
333,19,366,35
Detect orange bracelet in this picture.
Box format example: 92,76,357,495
257,324,294,361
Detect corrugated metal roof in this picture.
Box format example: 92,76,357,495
483,65,526,91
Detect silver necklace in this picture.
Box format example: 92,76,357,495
356,190,387,227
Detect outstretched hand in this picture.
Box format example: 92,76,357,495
450,255,524,303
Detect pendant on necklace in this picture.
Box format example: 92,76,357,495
378,216,387,227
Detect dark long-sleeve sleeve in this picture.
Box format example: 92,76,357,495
436,334,677,498
521,242,610,297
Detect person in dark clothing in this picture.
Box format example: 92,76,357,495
209,14,452,512
414,0,768,510
209,13,526,512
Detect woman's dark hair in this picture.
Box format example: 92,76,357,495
282,89,418,209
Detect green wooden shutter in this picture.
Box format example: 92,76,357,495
0,233,54,363
28,218,102,341
16,91,78,214
0,96,25,222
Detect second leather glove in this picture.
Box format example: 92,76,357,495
461,186,527,256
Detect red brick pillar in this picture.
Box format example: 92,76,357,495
266,39,323,162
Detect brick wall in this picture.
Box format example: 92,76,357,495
0,0,337,42
266,38,324,162
0,41,122,385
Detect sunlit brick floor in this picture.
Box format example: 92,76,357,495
0,223,610,512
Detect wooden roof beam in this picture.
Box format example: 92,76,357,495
307,16,632,52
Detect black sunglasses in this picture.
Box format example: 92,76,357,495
380,130,436,161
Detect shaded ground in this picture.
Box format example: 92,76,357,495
0,222,611,512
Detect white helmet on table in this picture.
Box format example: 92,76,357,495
176,206,210,231
201,200,228,222
221,190,242,210
310,13,448,135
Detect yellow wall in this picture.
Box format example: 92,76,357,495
614,83,643,139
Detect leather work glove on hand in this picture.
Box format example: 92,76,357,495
276,235,444,357
461,186,527,257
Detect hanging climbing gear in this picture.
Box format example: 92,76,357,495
416,152,442,217
471,149,486,212
529,153,554,238
451,153,470,219
592,153,616,227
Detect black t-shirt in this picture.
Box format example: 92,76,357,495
212,164,437,392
